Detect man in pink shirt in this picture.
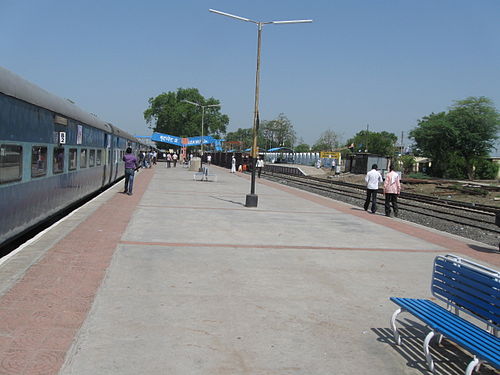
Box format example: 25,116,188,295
384,165,401,217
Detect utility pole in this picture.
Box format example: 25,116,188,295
400,131,404,155
365,124,369,152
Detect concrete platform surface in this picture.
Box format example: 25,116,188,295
0,164,498,375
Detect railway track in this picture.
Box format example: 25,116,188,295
261,171,500,248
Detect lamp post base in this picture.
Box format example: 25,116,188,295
245,194,258,207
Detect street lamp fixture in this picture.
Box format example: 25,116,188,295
209,9,312,207
182,99,220,171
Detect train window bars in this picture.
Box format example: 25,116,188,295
80,149,87,168
96,150,102,166
0,144,23,184
69,149,77,170
53,147,64,174
89,149,95,167
31,146,47,178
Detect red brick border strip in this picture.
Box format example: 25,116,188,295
0,168,154,375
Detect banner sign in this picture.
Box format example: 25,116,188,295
320,151,341,159
151,132,182,146
151,132,223,150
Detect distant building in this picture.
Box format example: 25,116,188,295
344,153,389,175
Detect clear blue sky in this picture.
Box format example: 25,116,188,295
1,0,499,148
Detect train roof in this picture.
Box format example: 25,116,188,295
0,66,137,141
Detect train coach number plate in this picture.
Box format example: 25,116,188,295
59,131,67,144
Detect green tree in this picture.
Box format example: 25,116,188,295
294,143,311,152
143,88,229,147
409,112,457,177
399,155,416,175
225,128,254,150
410,97,499,179
447,97,499,179
347,130,397,156
311,129,341,151
260,113,296,149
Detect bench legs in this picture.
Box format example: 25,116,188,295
465,357,482,375
390,308,403,345
423,330,435,373
392,309,437,374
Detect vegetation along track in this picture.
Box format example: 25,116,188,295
262,171,500,249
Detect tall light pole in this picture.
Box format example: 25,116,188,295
182,100,220,171
209,9,312,207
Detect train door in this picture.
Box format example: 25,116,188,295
108,146,113,184
114,147,119,180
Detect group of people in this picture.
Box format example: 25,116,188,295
230,155,264,178
138,150,156,169
364,163,401,217
165,152,178,168
125,149,399,213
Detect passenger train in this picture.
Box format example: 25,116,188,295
0,66,145,248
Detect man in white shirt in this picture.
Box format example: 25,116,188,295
256,157,264,178
231,155,236,173
364,164,383,213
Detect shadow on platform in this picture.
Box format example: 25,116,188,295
372,318,497,374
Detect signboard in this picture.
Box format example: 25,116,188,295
151,132,222,149
59,132,67,144
320,151,340,159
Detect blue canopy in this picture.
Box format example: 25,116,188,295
267,147,294,152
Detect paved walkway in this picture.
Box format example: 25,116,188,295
0,164,498,375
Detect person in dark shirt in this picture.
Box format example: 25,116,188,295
123,147,138,195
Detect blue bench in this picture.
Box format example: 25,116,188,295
390,254,499,374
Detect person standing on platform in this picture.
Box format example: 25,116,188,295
172,153,178,167
166,153,172,168
123,147,138,196
384,165,401,217
364,164,383,213
207,154,212,166
231,155,236,173
256,157,264,178
139,151,145,168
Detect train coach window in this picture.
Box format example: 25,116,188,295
31,146,47,177
69,149,77,170
96,150,102,166
80,149,87,168
0,144,23,184
89,149,95,167
53,147,64,174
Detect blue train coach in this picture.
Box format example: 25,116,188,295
0,66,144,247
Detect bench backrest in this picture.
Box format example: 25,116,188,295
431,254,499,330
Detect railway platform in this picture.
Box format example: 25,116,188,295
0,164,498,375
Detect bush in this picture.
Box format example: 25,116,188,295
400,155,416,174
475,159,499,180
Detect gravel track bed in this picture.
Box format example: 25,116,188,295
265,174,500,249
